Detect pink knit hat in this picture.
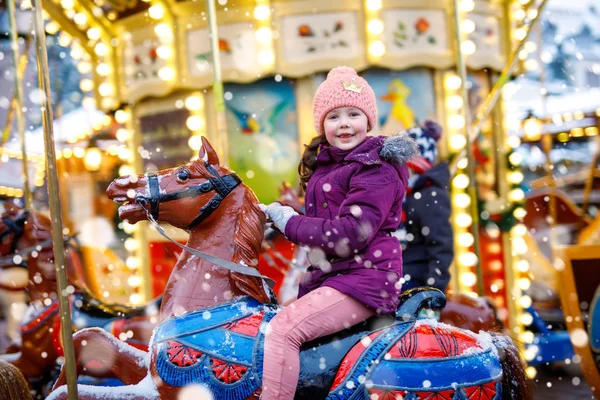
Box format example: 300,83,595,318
312,66,377,135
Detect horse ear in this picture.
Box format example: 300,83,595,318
199,137,220,166
3,201,21,213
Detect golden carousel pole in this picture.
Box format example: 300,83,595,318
206,0,229,162
6,0,32,208
451,0,484,296
31,0,78,398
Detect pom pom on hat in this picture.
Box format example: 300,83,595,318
312,66,377,135
422,120,443,142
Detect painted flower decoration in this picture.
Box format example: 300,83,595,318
415,17,430,35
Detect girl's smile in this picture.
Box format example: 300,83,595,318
323,107,369,150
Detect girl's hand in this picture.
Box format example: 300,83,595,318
259,202,299,233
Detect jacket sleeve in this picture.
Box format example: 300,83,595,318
417,186,454,290
285,165,402,257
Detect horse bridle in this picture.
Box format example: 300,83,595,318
133,162,276,291
1,211,29,255
135,162,242,229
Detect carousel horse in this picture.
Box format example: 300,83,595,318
273,182,500,332
0,203,158,384
50,137,530,400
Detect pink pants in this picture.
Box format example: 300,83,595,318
261,287,375,399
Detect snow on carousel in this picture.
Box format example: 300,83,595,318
1,0,600,399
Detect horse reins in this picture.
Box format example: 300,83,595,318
135,162,276,289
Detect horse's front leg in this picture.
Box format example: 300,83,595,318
52,327,149,390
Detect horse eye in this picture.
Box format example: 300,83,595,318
177,169,190,181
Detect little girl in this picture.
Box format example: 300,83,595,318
260,66,416,399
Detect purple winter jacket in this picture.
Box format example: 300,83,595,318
284,134,417,314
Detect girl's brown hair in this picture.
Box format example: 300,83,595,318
0,360,32,399
298,134,329,191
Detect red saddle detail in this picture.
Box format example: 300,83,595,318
414,389,455,399
166,340,203,367
388,324,481,359
210,358,249,384
368,388,407,399
330,330,384,390
465,381,497,399
222,311,264,337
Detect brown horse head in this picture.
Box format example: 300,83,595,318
106,137,270,307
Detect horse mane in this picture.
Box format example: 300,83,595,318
230,185,270,304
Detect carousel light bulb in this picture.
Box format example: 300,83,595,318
74,12,87,26
186,116,204,131
77,61,92,74
148,4,164,20
123,222,137,234
126,256,141,269
454,193,471,208
519,295,532,308
508,171,524,184
156,45,173,59
506,135,521,148
119,165,133,176
524,59,538,72
60,0,74,10
253,5,270,20
87,27,101,40
527,9,539,19
456,213,473,228
445,75,462,90
158,67,175,81
453,174,469,189
513,28,527,41
513,9,526,20
508,152,522,166
448,115,466,130
83,148,102,171
58,32,72,47
118,147,132,161
460,272,477,287
461,40,476,55
99,83,114,96
526,366,537,379
509,188,525,202
513,207,527,220
154,23,172,37
255,27,273,43
459,0,475,12
446,95,463,110
369,41,386,57
95,42,108,56
73,147,86,158
96,63,111,76
115,110,130,124
520,331,535,344
127,275,143,287
368,19,384,35
520,313,533,326
518,277,532,290
512,237,528,254
459,252,478,267
458,232,475,247
70,47,83,60
185,95,203,111
516,259,530,272
45,21,60,35
130,293,143,305
457,158,468,169
124,238,138,251
519,0,531,5
366,0,382,11
524,41,537,53
461,19,476,34
116,128,132,142
511,223,528,237
62,148,73,159
188,135,202,151
450,134,467,151
257,50,275,66
79,79,94,92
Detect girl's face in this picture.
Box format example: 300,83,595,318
323,107,368,151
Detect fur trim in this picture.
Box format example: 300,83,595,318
380,131,418,165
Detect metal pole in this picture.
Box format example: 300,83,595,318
450,0,550,176
206,0,229,163
7,0,32,208
452,0,484,296
31,1,78,398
